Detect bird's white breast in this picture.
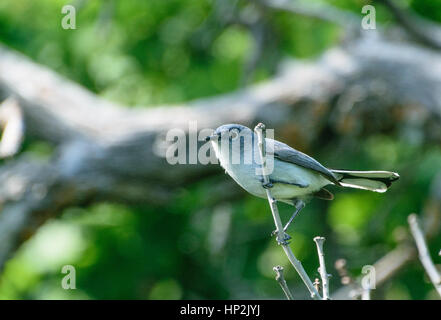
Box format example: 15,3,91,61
211,139,330,201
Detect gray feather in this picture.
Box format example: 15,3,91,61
331,169,399,192
268,139,340,185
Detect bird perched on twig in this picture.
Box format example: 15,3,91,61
206,124,399,242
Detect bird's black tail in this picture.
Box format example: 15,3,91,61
330,170,399,193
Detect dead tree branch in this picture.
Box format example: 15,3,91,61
314,236,331,300
1,33,441,270
375,0,441,50
255,123,320,299
273,265,294,300
333,172,441,299
408,214,441,297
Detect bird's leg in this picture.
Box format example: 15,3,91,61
259,179,290,244
259,177,273,189
262,182,273,189
283,200,305,232
271,200,305,241
273,231,292,245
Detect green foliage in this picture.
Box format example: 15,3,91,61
411,0,441,22
0,0,441,300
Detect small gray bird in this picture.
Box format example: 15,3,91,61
206,124,399,241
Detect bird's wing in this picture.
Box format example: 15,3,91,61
268,139,340,185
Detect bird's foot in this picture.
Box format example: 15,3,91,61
271,230,292,245
258,177,274,189
262,182,274,189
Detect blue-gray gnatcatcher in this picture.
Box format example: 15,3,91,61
206,124,399,240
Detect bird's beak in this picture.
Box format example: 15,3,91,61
205,133,219,142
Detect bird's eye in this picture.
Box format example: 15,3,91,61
230,129,239,140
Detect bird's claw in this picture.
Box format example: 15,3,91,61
271,230,292,245
262,182,273,189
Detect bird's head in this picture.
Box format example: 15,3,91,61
205,124,256,165
205,124,252,144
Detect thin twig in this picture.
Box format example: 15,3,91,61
314,236,331,300
273,265,294,300
334,171,441,300
408,214,441,297
375,0,441,50
254,123,321,300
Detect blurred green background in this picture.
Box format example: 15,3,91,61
0,0,440,299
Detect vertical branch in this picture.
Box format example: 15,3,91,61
313,236,331,300
273,265,294,300
255,123,285,244
254,123,321,300
408,214,441,297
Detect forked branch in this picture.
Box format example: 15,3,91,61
254,123,321,300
